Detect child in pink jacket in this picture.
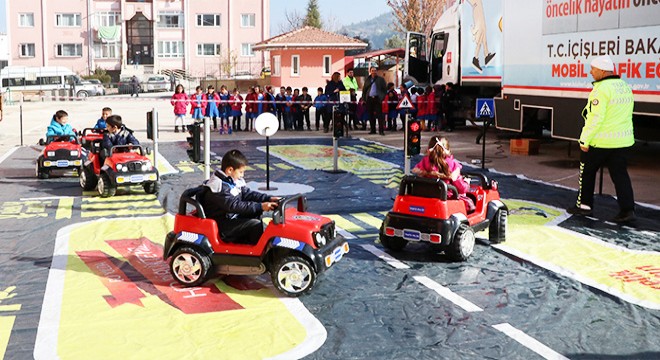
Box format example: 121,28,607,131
170,84,188,133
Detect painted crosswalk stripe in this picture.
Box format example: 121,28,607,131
492,323,570,360
55,198,74,219
82,200,162,210
361,244,410,269
81,208,165,218
326,214,364,233
273,163,294,170
352,213,383,229
82,195,158,203
414,276,484,312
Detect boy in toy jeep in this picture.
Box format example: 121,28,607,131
46,110,75,137
413,136,475,212
198,149,279,245
94,107,112,129
102,115,140,153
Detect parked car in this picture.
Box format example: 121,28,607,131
117,76,140,94
82,79,106,96
144,75,169,92
260,67,271,78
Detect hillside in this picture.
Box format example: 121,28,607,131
338,12,398,50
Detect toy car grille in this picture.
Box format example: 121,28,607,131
126,161,143,172
321,222,336,241
54,149,71,158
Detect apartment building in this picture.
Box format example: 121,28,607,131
5,0,270,78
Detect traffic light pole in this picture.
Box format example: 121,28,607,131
404,113,411,175
151,108,159,166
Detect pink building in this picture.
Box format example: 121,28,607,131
253,27,367,89
5,0,270,78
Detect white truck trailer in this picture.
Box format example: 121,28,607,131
404,0,660,140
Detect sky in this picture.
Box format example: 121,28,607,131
0,0,389,34
269,0,390,35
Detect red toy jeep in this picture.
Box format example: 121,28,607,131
379,174,507,261
163,188,349,297
80,144,159,197
36,135,84,179
78,128,104,151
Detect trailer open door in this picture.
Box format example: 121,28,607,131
404,32,429,85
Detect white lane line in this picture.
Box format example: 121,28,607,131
361,244,410,269
0,146,20,165
20,196,79,201
414,276,483,312
493,323,570,360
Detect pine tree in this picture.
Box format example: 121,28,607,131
304,0,323,29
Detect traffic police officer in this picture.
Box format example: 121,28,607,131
567,55,636,223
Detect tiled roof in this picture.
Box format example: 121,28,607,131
253,26,368,50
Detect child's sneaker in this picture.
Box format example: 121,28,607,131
228,126,233,135
219,126,225,135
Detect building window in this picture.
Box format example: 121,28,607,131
158,12,183,28
93,43,119,58
56,13,81,27
197,14,221,27
20,43,35,57
291,55,300,77
19,13,34,27
197,43,221,56
241,14,255,28
241,43,254,57
272,56,281,76
95,12,120,27
158,41,184,58
56,43,83,57
323,55,332,76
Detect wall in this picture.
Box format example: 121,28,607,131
270,48,345,89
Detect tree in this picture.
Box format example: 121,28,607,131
384,34,405,49
279,9,304,33
304,0,323,29
387,0,445,36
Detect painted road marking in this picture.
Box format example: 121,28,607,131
55,198,74,219
492,323,570,360
414,276,483,312
352,212,383,229
326,214,364,233
360,245,410,269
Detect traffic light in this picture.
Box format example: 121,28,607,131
333,106,344,138
186,122,201,162
406,119,421,156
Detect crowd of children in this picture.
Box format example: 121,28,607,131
168,81,457,135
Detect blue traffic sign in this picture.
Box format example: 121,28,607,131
476,98,495,119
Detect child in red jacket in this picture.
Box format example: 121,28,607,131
170,84,188,133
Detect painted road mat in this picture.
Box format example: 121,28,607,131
0,138,658,359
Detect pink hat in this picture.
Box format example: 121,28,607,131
591,55,614,71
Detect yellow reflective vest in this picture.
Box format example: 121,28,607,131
342,76,358,91
579,75,634,149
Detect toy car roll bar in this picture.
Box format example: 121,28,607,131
398,175,459,201
178,186,207,218
462,172,491,190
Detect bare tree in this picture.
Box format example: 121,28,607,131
278,9,305,33
387,0,445,36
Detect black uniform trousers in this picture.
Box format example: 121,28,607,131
576,146,635,212
366,96,384,133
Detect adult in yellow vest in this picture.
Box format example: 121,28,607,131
342,68,358,92
567,55,636,223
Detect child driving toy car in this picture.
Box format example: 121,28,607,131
46,110,75,137
102,115,140,152
198,149,280,245
412,136,475,212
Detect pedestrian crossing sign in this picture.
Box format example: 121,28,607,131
397,94,414,110
476,98,495,118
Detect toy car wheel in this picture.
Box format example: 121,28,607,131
489,209,507,244
143,181,160,195
380,234,407,252
170,246,211,287
270,255,316,297
98,173,116,198
447,224,475,261
80,165,98,191
35,161,49,179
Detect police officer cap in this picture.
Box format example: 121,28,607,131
591,55,614,72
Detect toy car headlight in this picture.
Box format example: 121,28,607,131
47,151,55,157
70,150,79,156
142,161,153,171
314,232,327,247
116,164,123,171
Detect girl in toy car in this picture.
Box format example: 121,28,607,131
412,136,475,212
